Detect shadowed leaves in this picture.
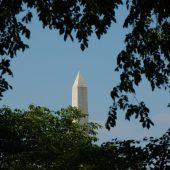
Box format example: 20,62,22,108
0,0,123,98
107,0,170,130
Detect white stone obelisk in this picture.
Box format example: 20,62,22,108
72,72,88,124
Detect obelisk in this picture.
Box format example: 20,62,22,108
72,71,88,124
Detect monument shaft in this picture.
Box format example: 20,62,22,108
72,72,88,124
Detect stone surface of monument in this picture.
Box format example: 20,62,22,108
72,71,88,124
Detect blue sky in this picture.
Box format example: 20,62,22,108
1,5,169,143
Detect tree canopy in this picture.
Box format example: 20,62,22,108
0,105,169,169
0,0,170,129
0,105,100,169
106,0,170,130
0,0,122,97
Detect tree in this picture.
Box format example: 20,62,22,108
0,105,100,169
1,105,169,170
80,129,170,170
143,128,170,169
0,0,169,129
106,0,170,129
0,0,122,98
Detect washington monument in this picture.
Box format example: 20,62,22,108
72,72,88,124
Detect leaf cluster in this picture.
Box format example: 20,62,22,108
0,105,169,169
107,0,170,130
0,0,123,98
0,105,100,169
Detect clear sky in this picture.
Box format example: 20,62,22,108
1,5,169,143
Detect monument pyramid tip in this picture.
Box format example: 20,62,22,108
73,71,87,87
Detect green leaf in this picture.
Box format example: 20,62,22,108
80,44,85,51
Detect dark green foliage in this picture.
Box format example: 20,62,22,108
107,0,170,129
0,0,122,98
87,129,170,170
0,105,169,169
0,105,100,169
143,129,170,170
